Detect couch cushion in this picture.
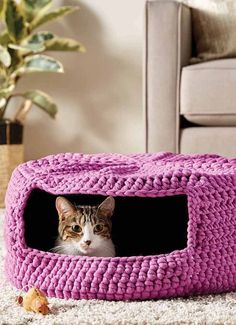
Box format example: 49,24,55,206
181,59,236,126
180,127,236,157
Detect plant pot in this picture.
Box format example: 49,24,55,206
0,119,24,208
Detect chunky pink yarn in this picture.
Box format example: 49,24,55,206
4,152,236,300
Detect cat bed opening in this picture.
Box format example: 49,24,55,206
4,152,236,301
24,189,188,256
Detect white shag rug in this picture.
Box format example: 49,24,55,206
0,209,236,325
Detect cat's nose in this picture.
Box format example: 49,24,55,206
85,240,91,246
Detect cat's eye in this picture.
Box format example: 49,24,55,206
94,224,104,232
72,225,82,233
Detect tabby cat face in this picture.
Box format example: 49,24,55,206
55,196,115,256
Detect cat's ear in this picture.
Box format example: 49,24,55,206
98,196,115,218
56,196,75,219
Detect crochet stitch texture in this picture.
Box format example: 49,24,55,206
4,152,236,300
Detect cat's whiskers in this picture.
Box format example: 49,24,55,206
50,245,63,253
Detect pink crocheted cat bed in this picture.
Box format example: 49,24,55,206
4,152,236,300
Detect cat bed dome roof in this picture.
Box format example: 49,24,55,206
4,152,236,300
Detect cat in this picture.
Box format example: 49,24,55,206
52,196,116,257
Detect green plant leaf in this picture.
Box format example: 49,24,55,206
23,0,52,21
0,83,15,96
5,0,27,42
0,45,11,67
0,0,6,18
19,54,64,74
9,32,55,53
30,6,78,30
0,67,7,85
0,0,4,14
8,47,21,73
0,30,11,46
24,0,51,10
27,31,54,44
45,37,86,52
23,89,57,118
8,42,45,53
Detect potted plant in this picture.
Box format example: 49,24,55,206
0,0,85,207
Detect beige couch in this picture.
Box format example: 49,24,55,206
145,0,236,157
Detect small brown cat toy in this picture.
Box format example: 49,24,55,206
16,287,50,315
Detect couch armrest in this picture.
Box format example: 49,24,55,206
145,0,192,153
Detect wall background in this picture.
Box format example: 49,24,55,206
9,0,146,160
